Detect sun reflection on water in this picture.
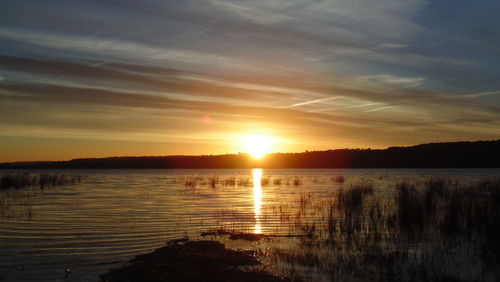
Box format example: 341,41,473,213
252,168,262,234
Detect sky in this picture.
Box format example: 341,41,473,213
1,0,500,161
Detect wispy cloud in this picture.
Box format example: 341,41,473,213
1,0,499,160
284,97,341,108
463,91,500,99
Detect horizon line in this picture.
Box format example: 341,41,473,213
2,139,499,164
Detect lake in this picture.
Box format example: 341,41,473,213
1,168,499,281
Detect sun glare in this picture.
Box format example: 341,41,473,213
243,134,273,159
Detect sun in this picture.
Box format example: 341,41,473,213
242,134,273,159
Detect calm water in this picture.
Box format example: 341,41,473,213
1,168,499,281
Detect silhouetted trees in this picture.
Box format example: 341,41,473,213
1,140,499,169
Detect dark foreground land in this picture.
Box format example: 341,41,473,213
2,139,500,169
100,239,288,282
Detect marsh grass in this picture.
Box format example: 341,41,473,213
0,173,85,219
187,174,500,280
220,177,500,281
181,175,304,190
337,181,374,211
332,175,345,183
294,179,500,281
0,174,84,190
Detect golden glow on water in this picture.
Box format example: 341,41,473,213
1,169,495,281
252,168,263,234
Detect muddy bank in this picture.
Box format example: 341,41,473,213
100,239,289,282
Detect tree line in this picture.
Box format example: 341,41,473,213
1,140,499,169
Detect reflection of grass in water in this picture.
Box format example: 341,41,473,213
0,190,34,219
0,174,85,219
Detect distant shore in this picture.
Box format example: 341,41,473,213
1,140,500,169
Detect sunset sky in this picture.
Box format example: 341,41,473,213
1,0,500,161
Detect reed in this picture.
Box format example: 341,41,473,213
0,174,84,190
395,181,426,232
209,176,219,188
259,177,500,281
293,177,301,186
238,177,251,187
332,175,345,183
337,181,374,211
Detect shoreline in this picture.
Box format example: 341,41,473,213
100,239,289,282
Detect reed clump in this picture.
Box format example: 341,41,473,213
183,176,258,189
395,181,426,232
184,176,202,188
292,177,301,186
332,175,345,183
337,181,374,211
222,177,236,187
1,174,84,219
0,174,84,190
261,176,270,186
268,177,500,281
209,176,219,188
273,178,282,186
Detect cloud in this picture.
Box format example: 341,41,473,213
1,0,499,155
206,0,426,41
1,76,498,131
462,91,500,99
284,97,341,108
